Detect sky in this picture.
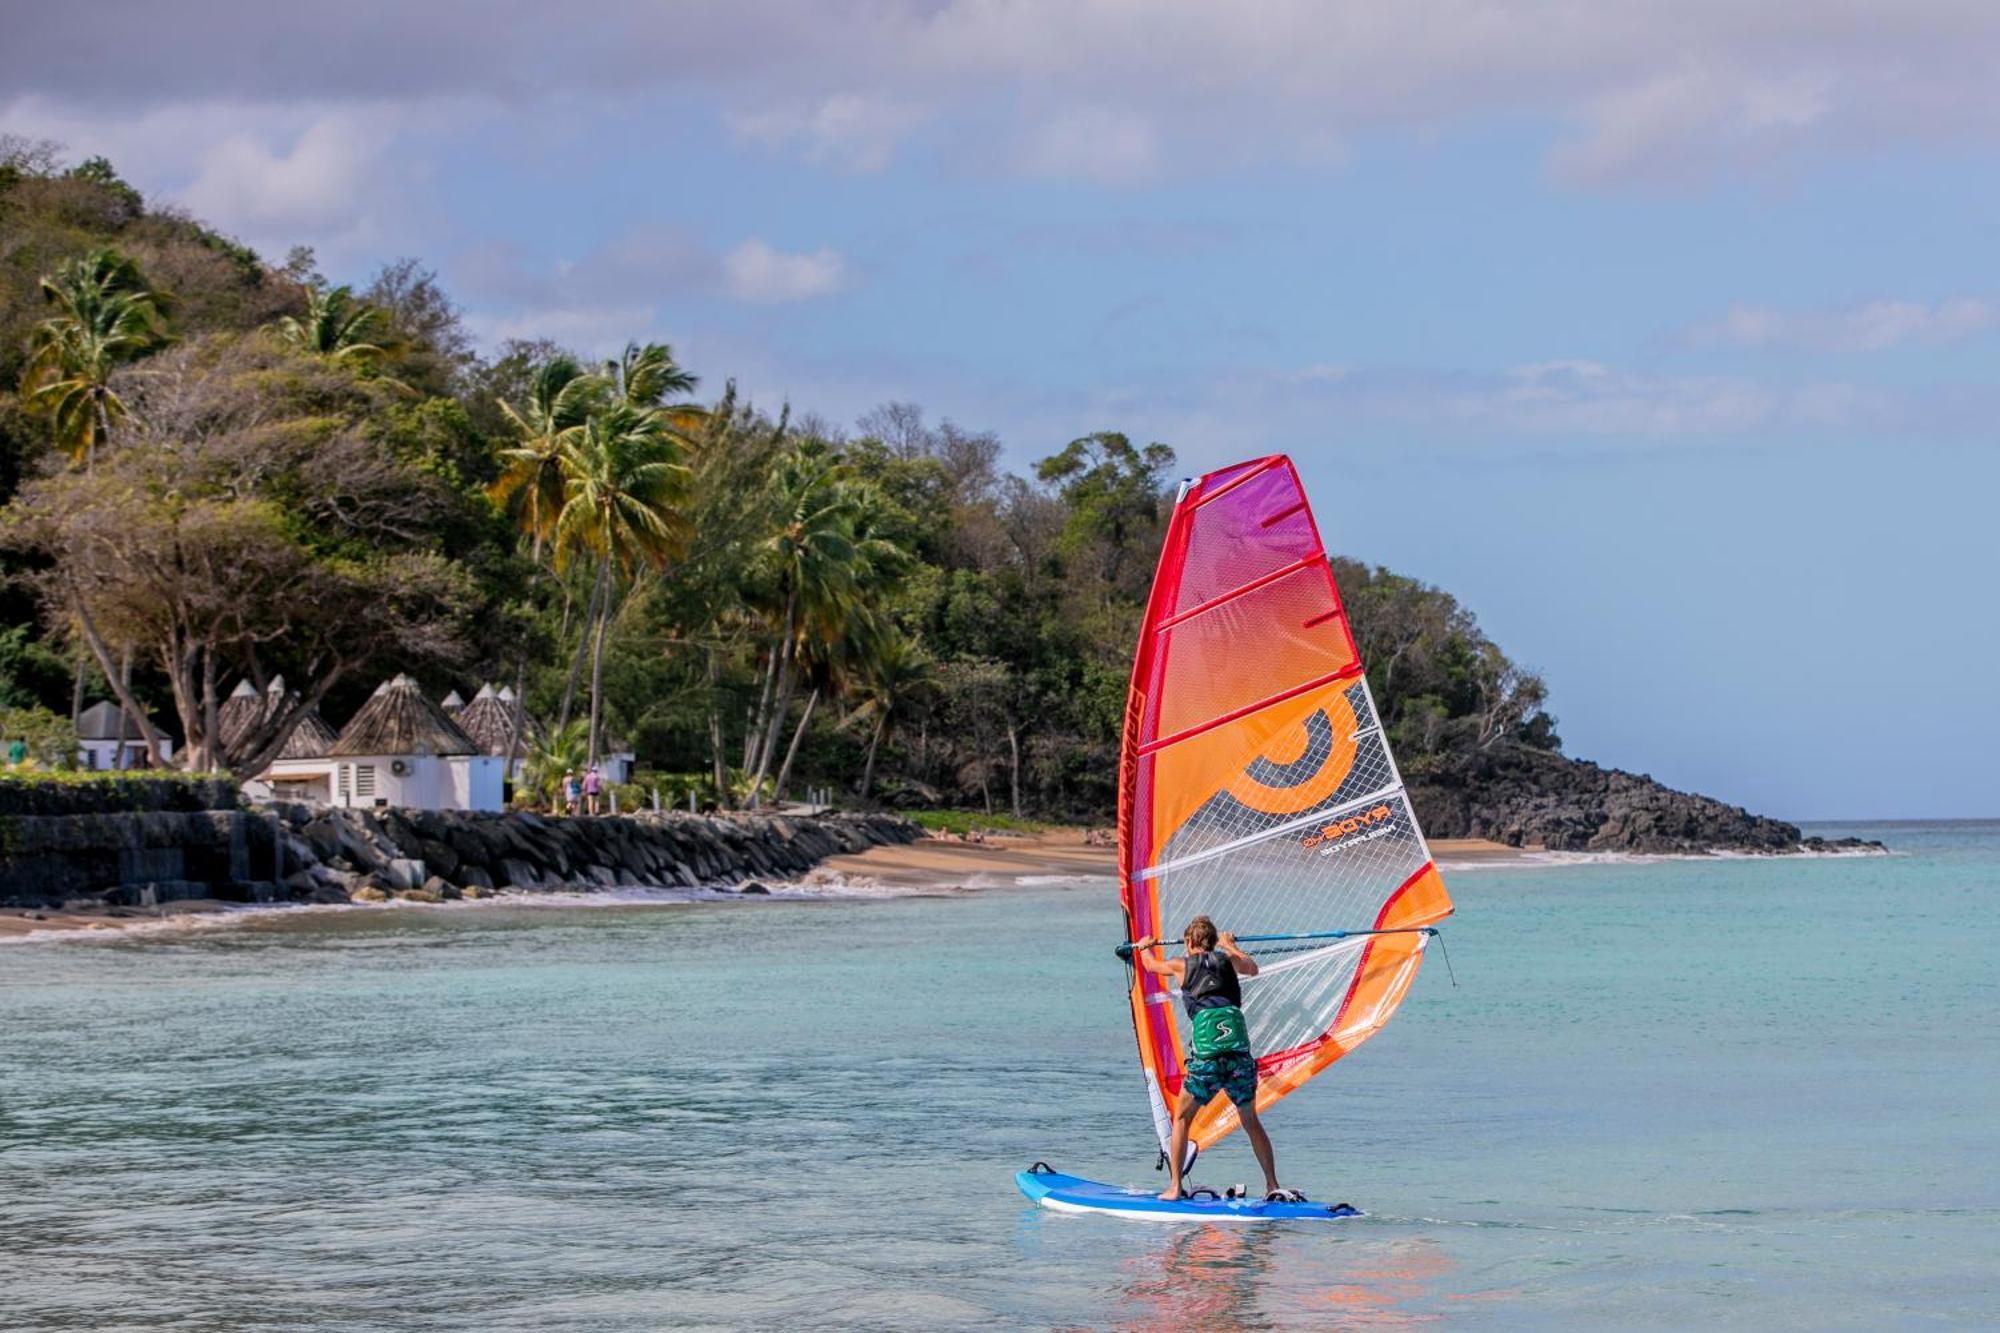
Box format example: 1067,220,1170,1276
4,1,1995,820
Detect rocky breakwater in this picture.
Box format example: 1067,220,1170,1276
0,775,283,911
270,806,919,905
0,787,918,911
1409,746,1884,855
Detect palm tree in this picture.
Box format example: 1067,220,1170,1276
607,341,698,408
489,354,608,777
23,249,170,467
842,624,935,801
275,284,398,368
490,355,605,564
522,719,590,809
551,403,695,767
743,442,863,807
766,479,907,805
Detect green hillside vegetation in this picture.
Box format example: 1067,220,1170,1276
0,140,1558,817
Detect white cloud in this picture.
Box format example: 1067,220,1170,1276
722,239,848,304
728,94,923,173
13,3,2000,189
1686,298,1996,351
1012,105,1160,185
0,95,405,263
180,115,384,234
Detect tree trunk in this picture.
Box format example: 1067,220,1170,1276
558,560,607,735
89,389,111,473
743,645,774,774
586,573,614,767
69,642,84,727
745,593,797,809
1006,720,1022,819
860,710,888,800
744,589,793,776
115,647,136,770
500,539,546,805
772,687,819,806
707,651,731,810
68,590,171,767
745,651,794,811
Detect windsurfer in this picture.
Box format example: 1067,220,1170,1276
1132,915,1291,1202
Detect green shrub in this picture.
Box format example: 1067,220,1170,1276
904,808,1052,836
0,769,239,816
0,705,79,767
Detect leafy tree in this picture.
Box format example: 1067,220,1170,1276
490,354,604,563
275,283,399,370
22,248,171,465
521,719,589,808
552,401,696,766
842,624,935,800
1,334,482,777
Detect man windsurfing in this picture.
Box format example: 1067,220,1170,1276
1132,915,1300,1203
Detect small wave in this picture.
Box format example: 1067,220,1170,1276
1439,843,1891,872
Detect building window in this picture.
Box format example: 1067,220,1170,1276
354,764,376,798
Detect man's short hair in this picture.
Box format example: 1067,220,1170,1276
1183,915,1218,950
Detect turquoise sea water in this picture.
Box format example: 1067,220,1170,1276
2,820,1995,1330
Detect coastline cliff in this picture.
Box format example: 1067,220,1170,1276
1410,747,1880,855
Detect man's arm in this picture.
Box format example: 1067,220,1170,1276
1217,932,1259,978
1131,937,1185,980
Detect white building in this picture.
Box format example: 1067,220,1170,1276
324,674,502,812
75,700,173,770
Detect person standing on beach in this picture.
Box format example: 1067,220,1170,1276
1131,915,1297,1204
583,765,602,816
561,769,579,816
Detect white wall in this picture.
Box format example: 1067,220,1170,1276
77,739,171,770
328,755,500,811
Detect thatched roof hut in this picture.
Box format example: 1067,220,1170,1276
218,679,263,748
452,683,539,758
441,689,465,715
219,676,338,760
275,705,339,760
330,674,478,758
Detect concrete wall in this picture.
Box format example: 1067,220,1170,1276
329,755,501,812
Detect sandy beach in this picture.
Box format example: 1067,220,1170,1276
813,828,1528,889
0,898,235,940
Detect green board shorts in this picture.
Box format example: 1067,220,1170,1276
1182,1050,1259,1109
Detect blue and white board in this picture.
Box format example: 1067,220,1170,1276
1016,1165,1362,1223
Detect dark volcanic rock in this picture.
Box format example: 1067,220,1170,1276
1408,746,1884,855
2,803,921,908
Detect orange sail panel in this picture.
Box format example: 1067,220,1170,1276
1118,455,1453,1156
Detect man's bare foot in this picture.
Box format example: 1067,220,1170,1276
1158,1186,1183,1201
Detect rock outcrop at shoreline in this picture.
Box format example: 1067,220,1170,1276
0,804,919,911
1409,747,1881,855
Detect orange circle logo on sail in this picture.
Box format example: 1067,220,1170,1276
1218,688,1360,818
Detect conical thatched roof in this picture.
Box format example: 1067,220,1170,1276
217,679,263,748
219,676,337,760
275,707,339,760
330,674,478,758
453,682,539,757
441,689,465,714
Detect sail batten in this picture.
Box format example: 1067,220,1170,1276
1118,454,1453,1157
1134,779,1406,881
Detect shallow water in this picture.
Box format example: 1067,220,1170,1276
2,821,1994,1329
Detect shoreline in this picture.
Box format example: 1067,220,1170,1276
2,829,1888,944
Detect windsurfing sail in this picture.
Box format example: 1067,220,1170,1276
1118,455,1453,1158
